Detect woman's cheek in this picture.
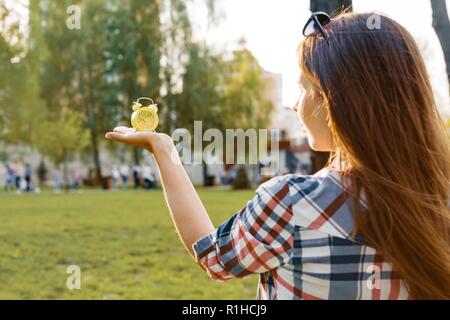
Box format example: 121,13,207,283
298,92,314,128
297,92,332,151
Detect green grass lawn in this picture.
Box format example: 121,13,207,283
0,188,259,299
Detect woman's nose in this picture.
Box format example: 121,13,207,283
292,95,302,112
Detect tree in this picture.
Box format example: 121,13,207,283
32,110,90,186
0,1,24,143
103,0,163,165
174,42,226,185
39,0,108,182
159,0,193,133
431,0,450,86
176,43,223,131
221,39,274,131
219,40,275,181
310,0,352,15
232,166,250,190
41,0,193,176
0,0,46,145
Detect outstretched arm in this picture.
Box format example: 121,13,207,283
105,127,215,258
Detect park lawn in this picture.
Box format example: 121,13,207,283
0,188,259,299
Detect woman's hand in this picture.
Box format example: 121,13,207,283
105,126,173,155
104,126,215,258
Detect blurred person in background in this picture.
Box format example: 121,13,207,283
3,163,14,192
142,165,157,190
54,170,63,193
111,165,120,191
72,167,82,191
12,160,23,193
132,165,140,189
120,164,129,190
24,163,33,192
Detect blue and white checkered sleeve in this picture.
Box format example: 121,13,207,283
192,175,295,282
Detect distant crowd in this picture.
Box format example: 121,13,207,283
2,161,283,194
111,164,158,190
3,160,35,193
2,161,159,194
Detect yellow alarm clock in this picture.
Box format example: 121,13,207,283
131,97,159,132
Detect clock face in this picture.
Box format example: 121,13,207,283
131,108,158,132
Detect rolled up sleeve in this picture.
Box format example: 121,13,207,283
192,176,295,282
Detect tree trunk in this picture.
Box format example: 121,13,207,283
86,54,102,183
310,0,352,14
90,130,102,184
62,152,69,192
133,148,141,166
77,53,102,184
202,162,208,186
431,0,450,85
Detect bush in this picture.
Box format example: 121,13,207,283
37,160,48,185
232,166,250,190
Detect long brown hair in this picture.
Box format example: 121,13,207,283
298,12,450,299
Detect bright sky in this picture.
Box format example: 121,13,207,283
191,0,450,115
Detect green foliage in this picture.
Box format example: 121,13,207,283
40,0,165,172
0,1,23,97
176,39,275,133
1,0,275,173
0,0,46,144
40,0,108,179
32,110,90,166
103,0,163,127
221,41,274,130
159,0,193,132
175,43,224,131
0,188,258,299
102,0,163,162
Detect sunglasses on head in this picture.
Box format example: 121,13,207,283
290,12,331,111
302,11,331,46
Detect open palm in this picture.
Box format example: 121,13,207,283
105,126,161,152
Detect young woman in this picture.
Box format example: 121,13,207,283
105,12,450,300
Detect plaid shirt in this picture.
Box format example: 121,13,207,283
193,167,409,300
